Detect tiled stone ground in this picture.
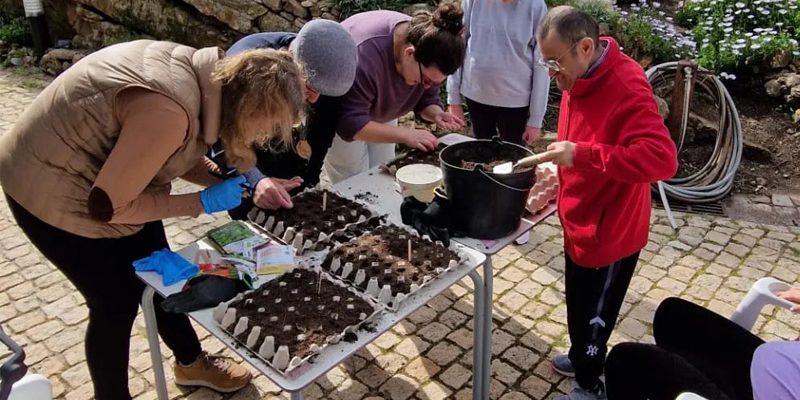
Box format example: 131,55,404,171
2,69,800,400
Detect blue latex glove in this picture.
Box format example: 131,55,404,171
133,249,199,286
200,176,246,214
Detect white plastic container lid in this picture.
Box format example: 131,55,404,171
396,164,443,202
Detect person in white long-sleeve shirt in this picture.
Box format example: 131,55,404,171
446,0,550,145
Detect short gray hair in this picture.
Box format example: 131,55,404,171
537,6,600,46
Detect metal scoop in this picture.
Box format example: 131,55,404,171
492,153,546,174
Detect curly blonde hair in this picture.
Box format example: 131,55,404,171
214,48,306,172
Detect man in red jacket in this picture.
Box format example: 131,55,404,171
534,6,678,400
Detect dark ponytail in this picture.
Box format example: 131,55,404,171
407,2,465,75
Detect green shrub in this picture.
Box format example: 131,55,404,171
544,0,695,65
0,15,32,47
609,5,696,64
676,0,799,72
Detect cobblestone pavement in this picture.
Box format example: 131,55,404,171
2,69,800,400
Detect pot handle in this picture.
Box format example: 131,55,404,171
477,169,532,192
490,135,509,145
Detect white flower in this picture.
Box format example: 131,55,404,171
735,1,746,7
751,44,762,49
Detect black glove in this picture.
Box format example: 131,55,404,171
401,197,457,246
161,274,249,313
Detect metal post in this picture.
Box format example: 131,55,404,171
468,270,485,399
142,286,169,400
667,59,698,151
481,257,494,400
290,391,305,400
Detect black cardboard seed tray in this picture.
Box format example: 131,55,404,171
318,224,470,311
212,267,384,376
247,189,381,255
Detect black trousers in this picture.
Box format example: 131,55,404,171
465,97,529,145
565,251,639,390
5,194,202,400
606,297,765,400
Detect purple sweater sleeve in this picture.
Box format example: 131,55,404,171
414,84,443,117
336,64,377,141
752,341,800,400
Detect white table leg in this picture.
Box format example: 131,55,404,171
481,256,494,400
467,270,484,399
142,286,169,400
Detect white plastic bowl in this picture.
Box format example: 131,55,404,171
396,164,443,203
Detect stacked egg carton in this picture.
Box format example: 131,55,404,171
212,268,382,374
527,166,558,214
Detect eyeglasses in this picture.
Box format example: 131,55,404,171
538,42,578,72
417,61,435,88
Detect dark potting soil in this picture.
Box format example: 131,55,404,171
227,268,375,361
382,143,448,174
456,144,532,172
354,191,379,203
320,225,459,299
259,190,371,239
314,215,387,251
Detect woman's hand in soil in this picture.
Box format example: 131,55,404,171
777,287,800,312
535,141,576,167
199,176,246,213
253,177,302,209
404,129,439,151
523,127,542,145
434,111,464,131
447,104,465,125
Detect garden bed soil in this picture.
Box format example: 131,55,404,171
227,269,374,361
663,78,800,195
726,79,800,194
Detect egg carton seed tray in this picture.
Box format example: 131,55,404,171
526,166,558,215
379,143,448,176
247,189,380,255
319,224,469,311
212,268,383,375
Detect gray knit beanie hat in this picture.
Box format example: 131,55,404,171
290,19,357,97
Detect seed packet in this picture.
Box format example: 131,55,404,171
207,221,267,257
253,241,295,276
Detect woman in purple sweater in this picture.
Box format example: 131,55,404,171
323,4,466,183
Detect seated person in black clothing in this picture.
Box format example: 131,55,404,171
207,20,358,218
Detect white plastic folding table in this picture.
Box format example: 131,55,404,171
138,133,556,400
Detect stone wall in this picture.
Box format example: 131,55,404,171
57,0,342,49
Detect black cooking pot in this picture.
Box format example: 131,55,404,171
439,138,535,239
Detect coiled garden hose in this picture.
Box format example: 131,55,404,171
646,62,744,227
